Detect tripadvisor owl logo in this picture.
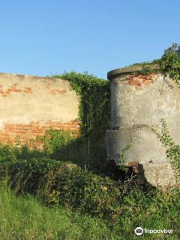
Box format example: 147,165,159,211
135,227,143,235
134,227,173,235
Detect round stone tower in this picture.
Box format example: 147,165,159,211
106,65,180,186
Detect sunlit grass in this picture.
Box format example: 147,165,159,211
0,182,113,240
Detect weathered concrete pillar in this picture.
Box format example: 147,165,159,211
106,66,180,186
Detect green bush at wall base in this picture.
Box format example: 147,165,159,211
0,158,122,221
1,158,180,239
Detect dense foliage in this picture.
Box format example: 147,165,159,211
131,43,180,85
1,181,180,240
160,43,180,85
51,72,110,142
0,152,180,239
0,158,122,220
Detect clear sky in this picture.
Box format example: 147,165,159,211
1,0,180,79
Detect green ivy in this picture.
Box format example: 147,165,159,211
51,71,110,142
152,119,180,182
159,50,180,86
130,60,160,75
130,43,180,86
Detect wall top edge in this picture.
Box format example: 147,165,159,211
0,72,63,81
107,64,159,80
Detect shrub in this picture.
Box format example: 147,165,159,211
1,156,180,239
0,158,122,220
0,144,17,163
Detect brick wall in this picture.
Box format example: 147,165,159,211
112,73,155,89
0,121,80,147
0,73,80,146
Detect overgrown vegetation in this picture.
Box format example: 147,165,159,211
160,43,180,86
0,181,114,240
51,72,110,142
152,119,180,182
1,45,180,239
1,179,180,240
0,127,179,239
0,158,122,220
131,43,180,85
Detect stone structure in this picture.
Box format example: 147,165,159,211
0,73,80,146
106,66,180,187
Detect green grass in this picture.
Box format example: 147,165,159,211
0,183,114,240
1,181,180,240
0,131,180,240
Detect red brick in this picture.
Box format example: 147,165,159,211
148,73,155,78
128,75,134,80
42,124,51,128
5,124,15,128
12,89,22,92
15,124,24,128
0,120,80,147
23,90,32,93
15,126,24,130
66,122,73,125
62,124,76,128
143,80,153,85
67,121,80,125
30,123,39,127
25,130,33,133
33,133,45,136
49,91,56,95
129,79,141,86
5,127,15,131
23,125,31,130
58,90,67,95
18,130,26,134
50,123,63,128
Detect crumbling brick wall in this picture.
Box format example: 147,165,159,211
0,73,80,146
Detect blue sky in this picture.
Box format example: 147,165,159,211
1,0,180,79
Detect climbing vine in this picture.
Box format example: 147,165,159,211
51,71,110,142
159,44,180,86
152,119,180,182
131,43,180,86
